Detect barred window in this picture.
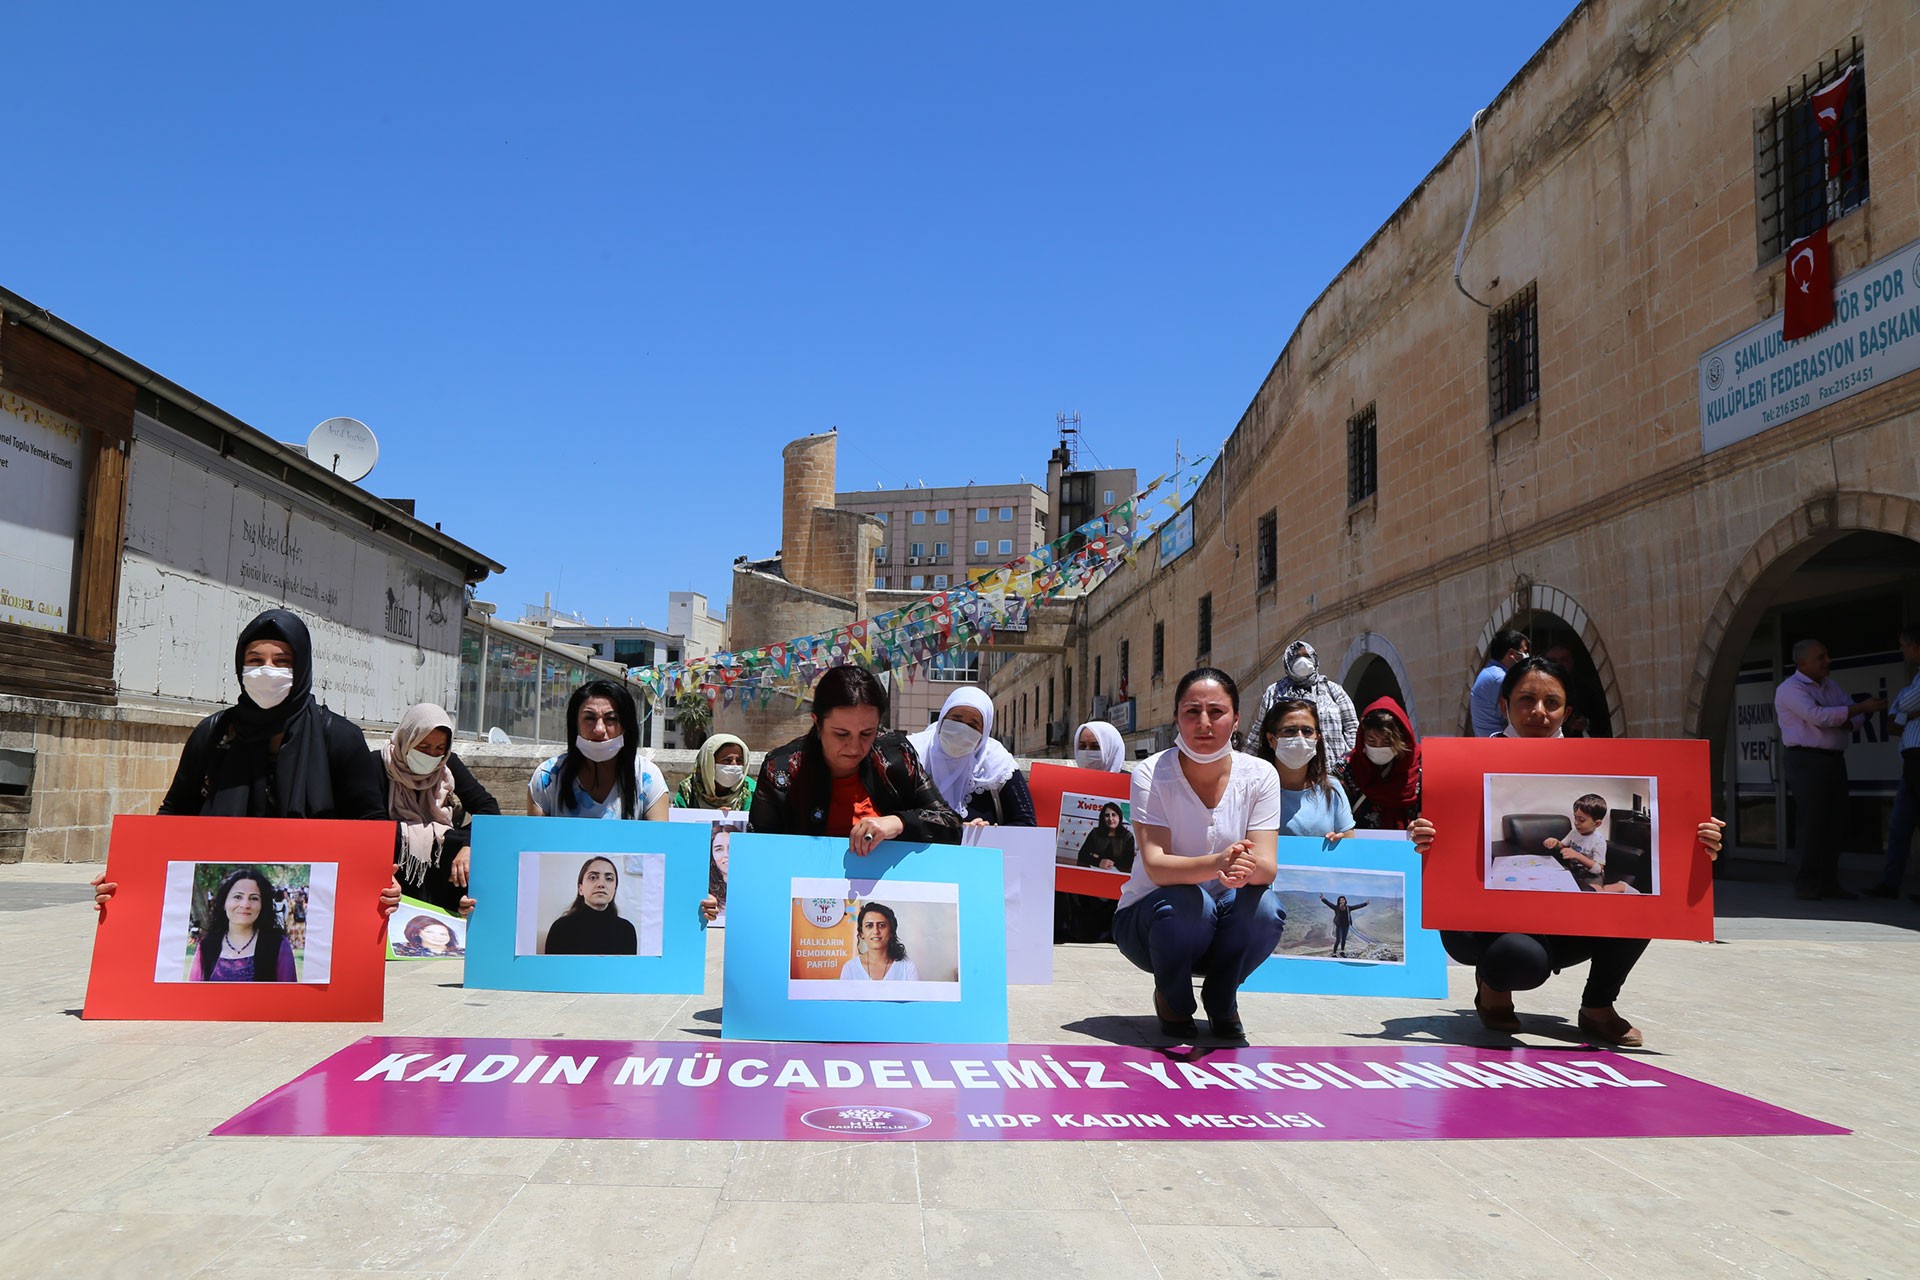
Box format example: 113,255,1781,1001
1757,38,1868,263
1256,510,1277,587
1119,639,1130,690
1488,284,1539,424
1152,621,1164,679
1347,403,1378,506
1197,594,1213,659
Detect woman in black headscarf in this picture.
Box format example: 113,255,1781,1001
94,609,398,913
155,609,389,818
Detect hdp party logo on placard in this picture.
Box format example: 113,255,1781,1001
802,898,847,929
800,1106,934,1135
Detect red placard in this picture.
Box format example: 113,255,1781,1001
83,815,396,1021
1420,738,1715,941
1027,761,1132,899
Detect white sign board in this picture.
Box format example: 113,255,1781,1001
0,391,85,633
1699,237,1920,451
116,415,465,722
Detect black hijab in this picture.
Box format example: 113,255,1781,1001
205,609,337,818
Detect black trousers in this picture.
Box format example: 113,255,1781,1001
1441,930,1651,1008
1783,746,1849,892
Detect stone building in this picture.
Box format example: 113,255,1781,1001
985,0,1917,873
715,431,886,746
835,481,1050,595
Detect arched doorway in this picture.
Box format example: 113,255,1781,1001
1337,632,1418,731
1689,502,1920,865
1463,585,1621,738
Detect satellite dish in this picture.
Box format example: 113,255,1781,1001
307,417,379,482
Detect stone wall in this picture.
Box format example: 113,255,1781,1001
0,695,202,863
983,0,1920,798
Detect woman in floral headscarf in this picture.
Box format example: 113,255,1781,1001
381,702,500,916
672,734,757,812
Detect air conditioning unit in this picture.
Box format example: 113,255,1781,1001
1045,720,1067,746
907,556,921,565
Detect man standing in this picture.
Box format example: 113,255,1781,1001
1470,630,1530,738
1775,639,1886,900
1870,626,1920,901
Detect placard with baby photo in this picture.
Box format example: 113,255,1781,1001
1422,737,1715,941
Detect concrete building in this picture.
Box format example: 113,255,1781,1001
667,591,727,658
836,481,1049,593
0,289,505,862
1046,440,1137,544
985,0,1918,877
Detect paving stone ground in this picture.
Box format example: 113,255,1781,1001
1,861,1914,1279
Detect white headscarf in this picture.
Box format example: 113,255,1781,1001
1073,720,1126,771
907,686,1019,813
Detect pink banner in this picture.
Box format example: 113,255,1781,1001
215,1038,1844,1142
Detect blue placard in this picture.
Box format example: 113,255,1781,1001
465,816,709,994
722,834,1008,1043
1239,834,1446,998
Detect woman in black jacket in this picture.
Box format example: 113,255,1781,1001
95,608,399,916
379,702,500,916
159,609,388,820
748,667,962,849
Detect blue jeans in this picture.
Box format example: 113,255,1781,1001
1881,748,1920,890
1112,883,1285,1020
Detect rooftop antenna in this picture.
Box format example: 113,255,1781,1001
307,417,379,483
1056,410,1082,469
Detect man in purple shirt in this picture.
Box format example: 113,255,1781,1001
1775,639,1887,900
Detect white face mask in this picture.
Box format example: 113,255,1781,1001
575,733,624,763
714,763,747,787
241,665,294,709
938,719,984,758
1074,748,1107,770
405,748,444,776
1363,745,1399,767
1176,735,1236,765
1272,737,1319,770
1288,656,1315,681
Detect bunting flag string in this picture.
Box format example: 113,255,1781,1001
628,455,1212,709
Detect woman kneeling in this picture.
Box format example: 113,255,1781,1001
1112,668,1282,1043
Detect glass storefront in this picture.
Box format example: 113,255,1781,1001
456,617,651,744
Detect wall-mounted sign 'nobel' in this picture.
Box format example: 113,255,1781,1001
1699,236,1920,452
0,392,85,633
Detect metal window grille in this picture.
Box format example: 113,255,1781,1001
1756,38,1867,263
1094,655,1102,700
1346,405,1378,506
1257,511,1277,586
1119,640,1130,689
1488,284,1539,424
1197,594,1213,658
1152,621,1164,678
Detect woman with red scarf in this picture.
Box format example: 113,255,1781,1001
1333,698,1423,830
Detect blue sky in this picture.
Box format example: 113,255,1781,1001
11,3,1576,630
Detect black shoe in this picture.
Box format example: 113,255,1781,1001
1202,999,1245,1042
1865,884,1899,899
1153,990,1199,1040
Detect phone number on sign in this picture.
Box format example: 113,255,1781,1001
1819,365,1874,401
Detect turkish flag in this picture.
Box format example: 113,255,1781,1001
1782,226,1834,341
1811,65,1855,181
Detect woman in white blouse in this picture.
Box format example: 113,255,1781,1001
1112,668,1284,1042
